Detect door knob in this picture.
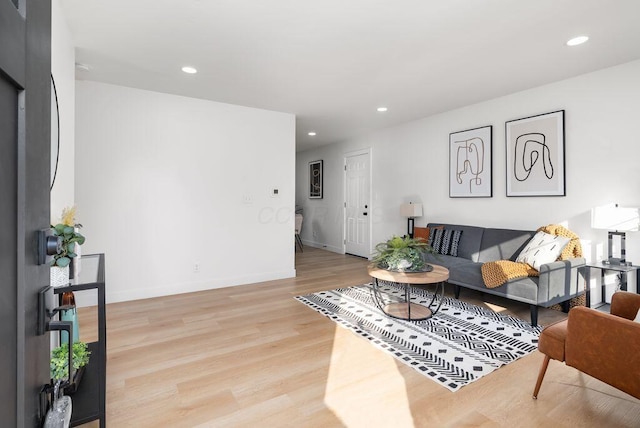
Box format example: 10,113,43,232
38,229,62,265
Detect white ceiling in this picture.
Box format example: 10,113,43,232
60,0,640,152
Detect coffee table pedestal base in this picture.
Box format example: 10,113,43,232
383,302,432,321
368,264,450,322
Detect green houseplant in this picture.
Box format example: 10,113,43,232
50,341,91,384
51,206,85,268
372,235,434,272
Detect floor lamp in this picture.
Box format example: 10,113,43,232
400,203,423,239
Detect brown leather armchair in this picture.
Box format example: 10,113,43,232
533,291,640,399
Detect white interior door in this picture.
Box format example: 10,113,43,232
344,151,371,258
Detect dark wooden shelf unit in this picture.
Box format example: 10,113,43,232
54,253,106,427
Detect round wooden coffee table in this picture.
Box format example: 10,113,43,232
367,264,449,321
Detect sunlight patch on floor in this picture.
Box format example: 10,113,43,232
323,326,415,427
483,302,507,313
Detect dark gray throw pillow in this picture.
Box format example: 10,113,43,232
449,229,462,257
429,228,462,256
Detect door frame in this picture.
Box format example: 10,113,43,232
343,148,373,257
0,1,52,426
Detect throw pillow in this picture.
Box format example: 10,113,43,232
515,231,571,271
634,308,640,323
427,225,444,248
429,228,463,256
431,228,445,253
450,229,463,257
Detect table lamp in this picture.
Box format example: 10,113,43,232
591,204,640,265
400,203,423,239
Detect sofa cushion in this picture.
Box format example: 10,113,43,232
427,223,484,262
497,276,540,302
443,259,539,304
478,228,535,263
447,261,484,286
424,253,471,269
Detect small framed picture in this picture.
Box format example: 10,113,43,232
449,125,492,198
506,110,565,197
309,160,323,199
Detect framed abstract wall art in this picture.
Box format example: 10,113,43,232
449,125,492,198
309,160,323,199
505,110,565,197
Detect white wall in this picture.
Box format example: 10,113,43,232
296,60,640,271
50,0,75,221
76,81,296,303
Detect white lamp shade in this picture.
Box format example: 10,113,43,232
400,203,423,218
591,205,640,232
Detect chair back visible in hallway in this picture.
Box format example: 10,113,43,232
295,214,304,252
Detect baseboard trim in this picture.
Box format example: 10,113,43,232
300,239,344,254
104,269,297,304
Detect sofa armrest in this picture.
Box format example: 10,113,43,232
565,306,640,399
536,257,586,306
611,291,640,320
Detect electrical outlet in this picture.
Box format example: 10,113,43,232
193,263,200,273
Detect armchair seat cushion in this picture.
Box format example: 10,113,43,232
537,319,567,362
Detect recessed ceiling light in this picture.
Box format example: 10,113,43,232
377,107,388,112
181,66,198,74
566,36,589,46
308,132,317,136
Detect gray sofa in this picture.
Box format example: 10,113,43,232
423,222,586,326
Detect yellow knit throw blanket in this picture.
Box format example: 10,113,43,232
481,225,583,288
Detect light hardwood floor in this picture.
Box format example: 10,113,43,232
78,247,640,427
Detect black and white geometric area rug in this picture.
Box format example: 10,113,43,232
295,283,541,392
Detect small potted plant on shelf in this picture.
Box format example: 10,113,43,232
372,235,435,272
51,206,85,269
50,341,91,394
50,206,85,287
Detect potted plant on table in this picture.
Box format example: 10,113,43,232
372,235,435,272
50,341,91,394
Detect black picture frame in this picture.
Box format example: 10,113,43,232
309,160,323,199
505,110,565,197
449,125,492,198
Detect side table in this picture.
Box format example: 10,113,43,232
368,264,449,321
583,262,640,309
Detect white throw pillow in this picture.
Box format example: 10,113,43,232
634,308,640,323
516,231,571,271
